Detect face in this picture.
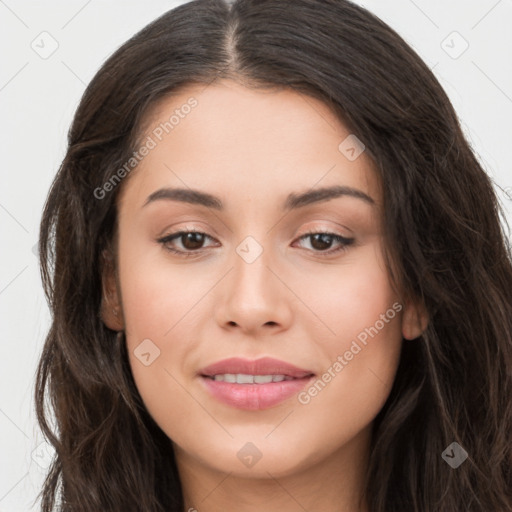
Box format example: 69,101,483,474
102,79,423,480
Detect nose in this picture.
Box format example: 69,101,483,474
215,240,293,336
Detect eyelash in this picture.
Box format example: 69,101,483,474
156,229,355,258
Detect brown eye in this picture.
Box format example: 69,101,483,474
310,233,335,251
179,232,206,250
157,230,217,256
294,231,355,255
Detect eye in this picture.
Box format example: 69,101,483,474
157,229,355,257
293,230,355,255
157,230,218,257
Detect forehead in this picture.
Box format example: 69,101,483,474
119,79,380,210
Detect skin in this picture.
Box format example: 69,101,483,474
101,79,427,512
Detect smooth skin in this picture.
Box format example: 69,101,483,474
101,79,428,512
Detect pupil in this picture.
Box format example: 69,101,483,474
311,233,332,250
183,232,204,249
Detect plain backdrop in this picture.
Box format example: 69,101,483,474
1,0,511,510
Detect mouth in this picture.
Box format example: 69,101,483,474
198,357,315,410
205,373,300,383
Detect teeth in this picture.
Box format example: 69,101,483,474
237,374,254,384
254,375,273,384
212,373,291,384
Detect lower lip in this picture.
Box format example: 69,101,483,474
200,376,314,410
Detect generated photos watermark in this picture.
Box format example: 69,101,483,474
298,301,403,405
94,96,198,200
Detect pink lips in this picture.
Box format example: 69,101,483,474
199,357,315,410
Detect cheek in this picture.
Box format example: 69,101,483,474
294,244,403,424
296,242,399,346
118,240,208,342
116,243,205,417
302,320,402,457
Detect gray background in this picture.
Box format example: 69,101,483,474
1,0,511,510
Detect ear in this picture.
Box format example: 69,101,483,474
401,298,429,340
99,248,125,331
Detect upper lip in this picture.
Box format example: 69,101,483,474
199,357,315,379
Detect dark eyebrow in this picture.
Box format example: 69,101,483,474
283,185,374,209
142,185,375,210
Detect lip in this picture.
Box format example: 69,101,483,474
199,357,315,410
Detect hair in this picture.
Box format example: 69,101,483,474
34,0,512,510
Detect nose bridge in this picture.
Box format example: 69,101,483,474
231,233,276,304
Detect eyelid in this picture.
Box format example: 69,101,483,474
295,219,354,237
295,224,353,238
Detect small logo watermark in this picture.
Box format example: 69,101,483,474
134,338,161,366
31,441,54,469
338,134,365,161
237,442,263,468
442,442,468,468
31,31,59,59
236,236,263,264
441,31,469,60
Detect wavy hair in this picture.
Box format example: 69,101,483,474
34,0,512,510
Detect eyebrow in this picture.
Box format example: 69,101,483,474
142,185,375,211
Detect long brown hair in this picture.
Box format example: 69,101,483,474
35,0,512,510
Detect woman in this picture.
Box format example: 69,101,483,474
34,0,512,510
